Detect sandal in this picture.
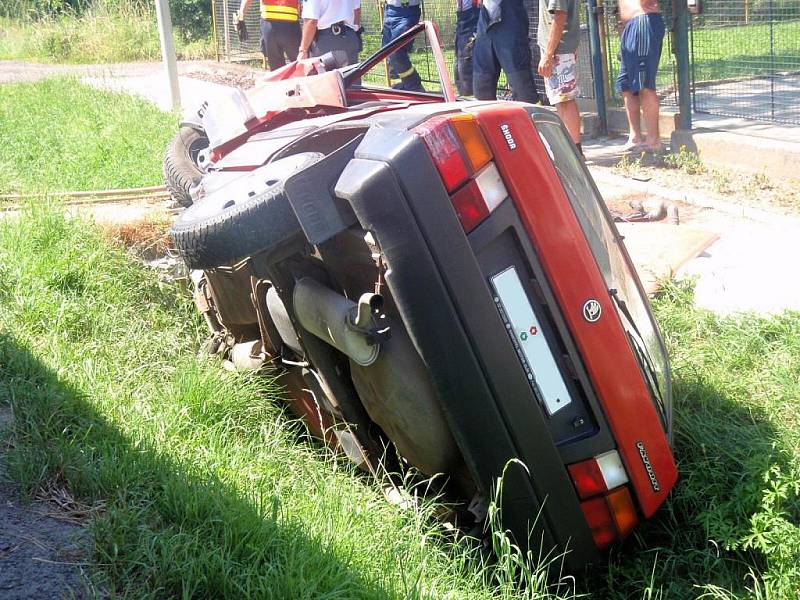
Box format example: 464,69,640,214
621,140,644,153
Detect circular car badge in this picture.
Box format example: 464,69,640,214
582,299,602,323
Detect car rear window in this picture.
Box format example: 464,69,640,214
534,120,670,425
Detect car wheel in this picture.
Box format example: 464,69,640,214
170,152,324,270
164,126,209,208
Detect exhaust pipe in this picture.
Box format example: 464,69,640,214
293,278,381,366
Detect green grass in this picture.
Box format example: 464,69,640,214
1,64,799,596
0,205,576,599
601,282,800,598
0,6,212,64
1,207,799,598
0,78,177,194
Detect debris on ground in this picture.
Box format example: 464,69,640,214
0,405,95,599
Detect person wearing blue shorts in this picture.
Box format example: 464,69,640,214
616,0,665,152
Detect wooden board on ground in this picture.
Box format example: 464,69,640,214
616,223,720,296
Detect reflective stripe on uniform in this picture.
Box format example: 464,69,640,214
260,0,299,21
398,65,416,78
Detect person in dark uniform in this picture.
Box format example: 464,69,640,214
381,0,425,91
235,0,301,71
454,0,479,96
298,0,362,66
471,0,541,103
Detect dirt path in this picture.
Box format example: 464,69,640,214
585,142,800,315
0,405,93,599
0,59,259,111
0,59,257,87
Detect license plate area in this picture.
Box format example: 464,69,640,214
491,266,572,416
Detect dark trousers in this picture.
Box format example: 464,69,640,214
454,6,479,96
472,1,540,104
260,20,302,71
381,4,424,91
312,26,361,67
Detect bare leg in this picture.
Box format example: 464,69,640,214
555,99,581,145
639,88,661,149
621,91,643,148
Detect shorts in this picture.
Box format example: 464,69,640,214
542,51,579,105
616,12,665,95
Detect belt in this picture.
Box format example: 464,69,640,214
318,21,347,36
384,0,421,7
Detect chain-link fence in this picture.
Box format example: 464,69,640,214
213,0,596,101
212,0,266,63
690,0,800,124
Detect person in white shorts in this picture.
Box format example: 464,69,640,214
537,0,582,156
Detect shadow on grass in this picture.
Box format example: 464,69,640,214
0,331,392,599
588,373,798,598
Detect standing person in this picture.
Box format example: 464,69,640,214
454,0,479,96
616,0,665,152
235,0,301,72
537,0,582,154
381,0,425,92
471,0,541,104
298,0,362,66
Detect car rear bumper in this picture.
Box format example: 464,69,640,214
335,127,599,569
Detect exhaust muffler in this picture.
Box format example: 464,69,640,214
293,278,382,366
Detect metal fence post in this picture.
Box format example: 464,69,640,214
586,0,608,135
673,0,692,129
155,0,181,112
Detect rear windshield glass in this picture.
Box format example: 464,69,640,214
534,120,669,421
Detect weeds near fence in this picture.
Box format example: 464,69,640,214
663,145,706,175
0,2,211,63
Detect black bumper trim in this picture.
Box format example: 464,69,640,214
335,127,597,568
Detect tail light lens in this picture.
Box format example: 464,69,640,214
568,450,639,548
580,486,638,549
413,114,508,232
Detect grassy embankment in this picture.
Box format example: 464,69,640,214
0,78,176,195
0,1,210,63
1,79,799,598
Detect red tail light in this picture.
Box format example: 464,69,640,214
569,450,639,548
580,495,617,549
580,486,638,549
414,113,508,232
568,459,606,500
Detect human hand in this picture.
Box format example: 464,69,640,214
297,48,309,61
538,54,553,78
234,12,248,42
355,26,364,53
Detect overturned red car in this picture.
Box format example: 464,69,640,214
165,22,677,571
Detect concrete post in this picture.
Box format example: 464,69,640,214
156,0,182,112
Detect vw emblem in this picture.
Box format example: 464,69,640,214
582,299,602,323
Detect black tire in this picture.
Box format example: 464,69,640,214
164,126,209,207
171,152,324,270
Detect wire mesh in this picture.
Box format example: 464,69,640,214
212,0,266,64
213,0,596,100
690,0,800,124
